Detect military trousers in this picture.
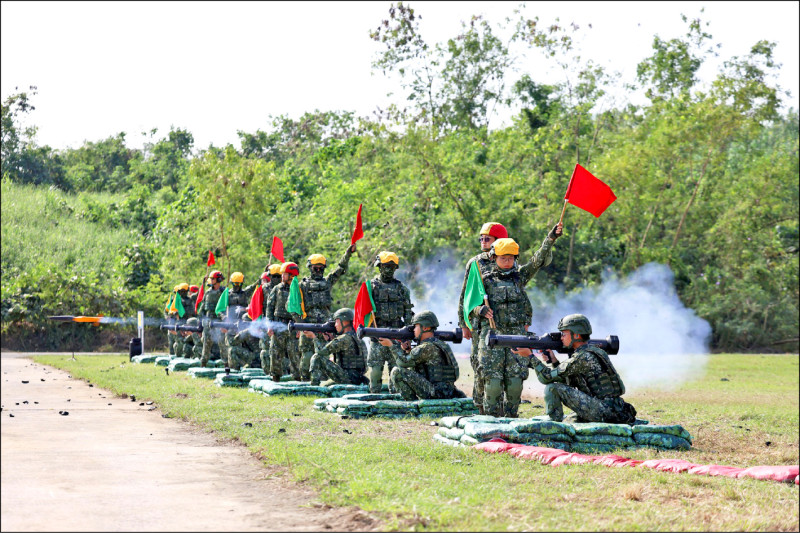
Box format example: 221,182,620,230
310,355,364,385
477,325,530,418
201,322,225,367
298,334,317,381
269,328,301,381
367,339,398,393
545,383,628,423
390,366,435,401
468,325,485,414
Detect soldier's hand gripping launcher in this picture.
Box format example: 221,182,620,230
287,321,338,335
487,331,620,355
356,325,463,344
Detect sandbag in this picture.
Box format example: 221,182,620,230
458,415,517,428
168,358,202,372
131,355,158,364
433,434,463,447
508,445,571,464
571,422,633,438
460,434,479,446
573,434,635,447
463,422,518,441
341,393,399,402
516,432,573,444
438,427,466,441
571,442,620,455
640,459,701,473
473,439,520,453
550,453,595,466
632,432,692,450
592,454,641,467
155,356,171,366
511,420,576,437
736,465,799,483
686,464,744,478
632,424,691,441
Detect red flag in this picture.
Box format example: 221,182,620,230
195,284,205,314
564,164,617,217
353,281,376,329
207,251,216,267
351,204,364,245
271,236,285,263
247,284,264,320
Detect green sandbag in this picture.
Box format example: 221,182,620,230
313,399,331,410
415,399,461,407
155,356,171,366
570,442,619,454
573,434,635,447
419,406,461,415
342,393,398,402
131,355,158,364
460,434,479,445
457,415,517,428
168,358,201,371
632,432,692,450
439,416,463,429
511,420,576,437
373,400,416,409
433,434,463,447
188,367,226,379
463,422,518,441
633,418,650,426
517,437,571,451
516,432,574,444
332,399,374,409
438,426,466,440
571,422,633,437
631,424,692,442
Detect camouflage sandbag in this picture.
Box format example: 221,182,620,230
341,393,399,402
131,354,158,364
438,427,466,440
571,422,633,438
433,434,463,447
515,438,571,451
457,415,517,429
414,398,461,407
632,432,692,450
439,416,466,429
155,356,171,366
516,432,574,444
573,434,635,447
511,420,577,437
187,367,226,379
214,374,245,387
632,424,692,442
460,434,479,446
168,357,202,372
570,442,620,454
463,422,518,441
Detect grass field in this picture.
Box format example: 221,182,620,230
34,353,799,531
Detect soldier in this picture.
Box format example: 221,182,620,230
221,272,253,368
380,310,465,401
259,265,283,373
228,315,260,370
292,244,356,380
188,285,200,313
514,314,637,425
165,283,192,356
303,308,368,386
176,317,203,359
473,226,561,418
366,251,414,393
198,270,225,367
457,222,508,414
266,262,302,381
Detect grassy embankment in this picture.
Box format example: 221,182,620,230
33,352,799,531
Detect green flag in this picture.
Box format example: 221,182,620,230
215,287,229,316
287,277,306,318
173,293,185,318
463,261,486,329
163,292,175,314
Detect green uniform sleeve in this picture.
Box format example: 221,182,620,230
401,284,414,325
532,349,593,383
266,286,278,321
314,334,349,360
519,234,555,286
324,246,353,287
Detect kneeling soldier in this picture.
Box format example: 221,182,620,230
305,308,368,386
228,315,260,370
177,317,203,359
381,311,465,401
516,314,636,425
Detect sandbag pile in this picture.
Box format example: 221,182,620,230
249,380,389,398
213,368,267,387
314,394,479,419
433,415,692,452
131,354,159,364
155,356,172,366
187,367,228,379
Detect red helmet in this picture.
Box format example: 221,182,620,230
480,222,508,239
209,270,224,282
260,272,270,280
189,285,199,293
281,262,300,276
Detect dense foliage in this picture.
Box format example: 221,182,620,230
1,6,797,351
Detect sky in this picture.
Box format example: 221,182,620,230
2,1,798,152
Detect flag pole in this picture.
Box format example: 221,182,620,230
558,199,569,225
559,164,578,226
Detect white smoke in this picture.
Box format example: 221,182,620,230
406,253,711,394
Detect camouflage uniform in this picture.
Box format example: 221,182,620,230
309,331,368,385
531,343,635,424
228,317,260,370
457,251,494,412
475,236,554,418
258,277,281,372
367,276,414,393
266,282,301,381
389,338,463,401
178,331,203,359
293,248,354,380
198,286,224,366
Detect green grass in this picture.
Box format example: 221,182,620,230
0,179,138,274
34,353,799,531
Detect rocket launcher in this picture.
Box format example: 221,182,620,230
356,325,463,344
287,320,337,335
487,331,620,355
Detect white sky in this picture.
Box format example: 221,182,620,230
2,1,798,152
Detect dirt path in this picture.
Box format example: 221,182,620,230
0,353,377,532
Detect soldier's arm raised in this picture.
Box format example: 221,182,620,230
519,234,556,286
325,245,355,286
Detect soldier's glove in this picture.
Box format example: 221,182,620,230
478,305,491,317
548,224,562,241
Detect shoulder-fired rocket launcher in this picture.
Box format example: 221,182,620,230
487,331,619,355
356,325,463,344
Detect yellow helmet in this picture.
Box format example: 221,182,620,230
268,264,282,275
174,282,190,292
307,254,327,267
230,272,244,283
491,238,519,257
374,251,400,267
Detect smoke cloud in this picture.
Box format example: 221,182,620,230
406,252,711,394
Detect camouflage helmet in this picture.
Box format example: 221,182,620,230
411,310,439,329
186,317,200,326
557,314,592,336
332,308,354,323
